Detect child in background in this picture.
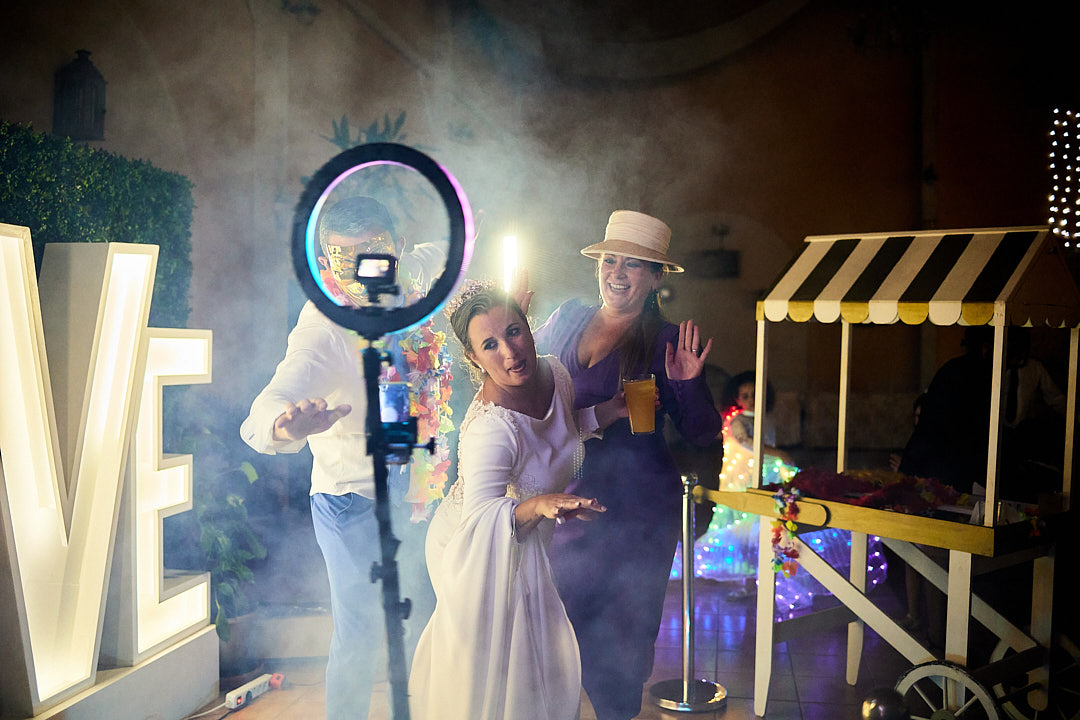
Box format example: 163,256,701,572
706,372,796,599
722,371,794,479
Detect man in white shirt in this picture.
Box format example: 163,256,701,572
241,196,438,720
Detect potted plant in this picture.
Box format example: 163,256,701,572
164,395,267,677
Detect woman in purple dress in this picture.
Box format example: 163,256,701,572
533,210,724,720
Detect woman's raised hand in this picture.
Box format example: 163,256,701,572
510,268,534,315
665,319,713,381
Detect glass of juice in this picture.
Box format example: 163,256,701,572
622,373,655,434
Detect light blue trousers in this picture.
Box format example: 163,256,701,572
310,490,434,720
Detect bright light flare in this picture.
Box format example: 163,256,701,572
503,235,518,292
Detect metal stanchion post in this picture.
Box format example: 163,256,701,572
649,474,727,712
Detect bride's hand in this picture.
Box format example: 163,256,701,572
514,493,605,540
555,496,607,523
537,494,606,523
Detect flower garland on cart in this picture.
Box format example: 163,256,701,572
770,482,801,577
776,467,964,514
676,407,889,618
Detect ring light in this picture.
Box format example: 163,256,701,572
291,143,474,338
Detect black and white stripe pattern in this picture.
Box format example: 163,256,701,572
758,227,1080,327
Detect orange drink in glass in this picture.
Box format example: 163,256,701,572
622,374,655,434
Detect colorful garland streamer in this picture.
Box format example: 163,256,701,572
397,320,454,522
321,261,455,521
395,268,454,522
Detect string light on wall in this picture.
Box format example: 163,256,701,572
1049,108,1080,248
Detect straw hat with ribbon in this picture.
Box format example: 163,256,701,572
580,210,684,273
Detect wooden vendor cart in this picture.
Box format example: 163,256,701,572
698,227,1079,718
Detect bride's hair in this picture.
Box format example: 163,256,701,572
446,282,529,385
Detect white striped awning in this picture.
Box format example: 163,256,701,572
757,227,1080,327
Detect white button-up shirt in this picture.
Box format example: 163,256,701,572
241,300,375,497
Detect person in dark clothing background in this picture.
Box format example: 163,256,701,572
895,326,993,653
999,328,1069,502
899,326,994,495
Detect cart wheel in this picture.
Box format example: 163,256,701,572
989,633,1080,720
896,660,1002,720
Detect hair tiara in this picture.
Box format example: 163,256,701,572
443,278,498,320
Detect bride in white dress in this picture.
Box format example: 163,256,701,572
409,283,625,720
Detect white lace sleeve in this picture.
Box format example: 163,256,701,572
457,408,520,518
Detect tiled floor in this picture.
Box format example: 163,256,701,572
189,577,918,720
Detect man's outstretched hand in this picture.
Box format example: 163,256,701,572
273,398,351,442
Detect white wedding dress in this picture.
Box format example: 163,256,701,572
409,357,598,720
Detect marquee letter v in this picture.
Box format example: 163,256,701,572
0,225,157,713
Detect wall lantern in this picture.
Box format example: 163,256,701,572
684,224,741,279
53,50,106,141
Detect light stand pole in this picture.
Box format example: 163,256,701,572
649,474,727,713
292,142,474,720
362,340,412,720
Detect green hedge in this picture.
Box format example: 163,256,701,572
0,121,192,328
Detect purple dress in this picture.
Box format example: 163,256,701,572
534,299,723,720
